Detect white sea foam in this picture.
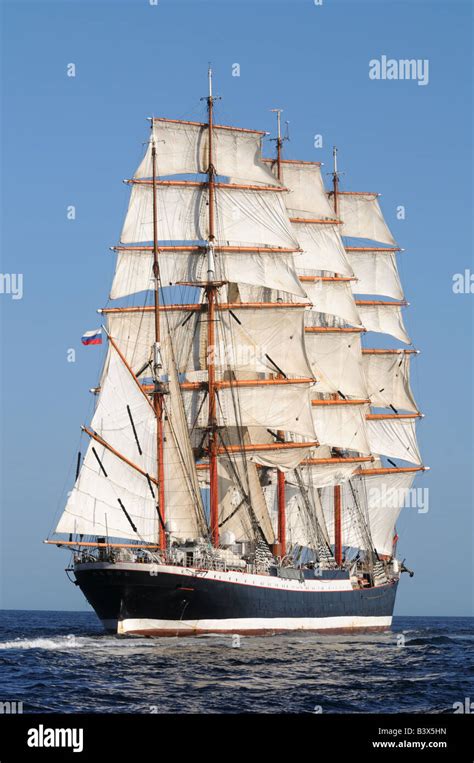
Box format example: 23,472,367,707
0,634,163,651
0,635,82,651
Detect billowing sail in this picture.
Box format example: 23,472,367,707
183,382,317,439
214,307,312,377
265,481,316,549
162,358,207,539
347,249,403,300
55,349,159,541
56,347,206,541
363,352,418,412
304,329,368,398
288,459,361,490
265,160,335,220
105,304,312,379
367,417,422,465
322,471,417,556
356,470,417,556
218,454,275,544
104,310,200,380
357,303,411,344
110,247,306,299
292,221,353,275
304,279,362,326
331,192,396,245
135,118,278,186
312,401,371,453
121,183,298,250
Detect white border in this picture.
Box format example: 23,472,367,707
117,615,392,635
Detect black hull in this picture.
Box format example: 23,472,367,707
74,563,398,636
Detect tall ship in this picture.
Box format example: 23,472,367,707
47,71,427,636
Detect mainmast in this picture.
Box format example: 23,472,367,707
271,107,287,558
151,135,166,550
205,66,219,547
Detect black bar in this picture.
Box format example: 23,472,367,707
117,498,138,533
91,447,107,477
127,404,143,455
145,473,156,500
75,451,82,480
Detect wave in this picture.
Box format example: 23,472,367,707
0,635,83,651
406,635,456,646
0,634,175,652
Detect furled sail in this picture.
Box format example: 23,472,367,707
134,118,278,186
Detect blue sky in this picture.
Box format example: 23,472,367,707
0,0,472,615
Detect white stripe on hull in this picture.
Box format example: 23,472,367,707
117,615,392,637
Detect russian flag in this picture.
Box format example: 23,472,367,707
81,328,102,346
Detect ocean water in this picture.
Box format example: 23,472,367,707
0,611,472,714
